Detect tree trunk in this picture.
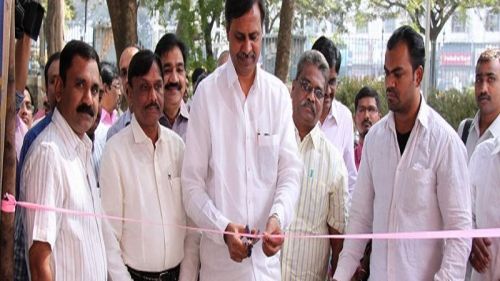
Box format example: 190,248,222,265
106,0,138,63
1,1,17,280
430,39,437,93
44,0,64,56
274,0,294,82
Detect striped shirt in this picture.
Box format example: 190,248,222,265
281,124,349,281
21,108,107,281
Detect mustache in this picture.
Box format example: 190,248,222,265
386,87,398,95
165,82,181,91
301,99,315,114
237,51,256,60
145,102,160,111
76,104,95,117
477,92,490,101
362,119,372,127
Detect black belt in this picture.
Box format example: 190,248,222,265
126,264,180,281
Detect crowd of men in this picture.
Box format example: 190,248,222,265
10,0,499,280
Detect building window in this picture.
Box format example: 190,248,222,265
485,12,500,32
451,14,467,33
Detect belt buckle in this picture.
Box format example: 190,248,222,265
158,271,169,281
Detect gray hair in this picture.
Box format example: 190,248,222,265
477,48,500,64
295,50,330,84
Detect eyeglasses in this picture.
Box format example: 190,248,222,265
355,106,379,114
298,78,324,99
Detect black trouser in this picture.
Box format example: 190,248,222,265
126,264,180,281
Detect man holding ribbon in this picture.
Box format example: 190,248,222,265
181,0,302,280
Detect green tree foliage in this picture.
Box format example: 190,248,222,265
144,0,223,72
265,0,359,33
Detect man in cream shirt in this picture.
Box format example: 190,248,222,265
281,50,349,280
100,50,188,281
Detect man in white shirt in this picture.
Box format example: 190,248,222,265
467,49,500,281
333,25,472,281
458,48,500,160
312,36,357,194
281,50,349,281
22,40,107,281
181,0,302,280
469,137,500,281
100,50,188,281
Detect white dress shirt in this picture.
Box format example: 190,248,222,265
100,116,187,280
182,59,302,281
458,112,500,160
281,125,349,281
320,99,357,194
469,137,500,281
334,97,472,281
21,108,107,281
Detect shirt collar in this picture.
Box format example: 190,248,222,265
492,137,500,155
296,123,322,149
179,100,190,119
225,57,261,94
130,114,162,145
484,112,500,138
387,94,430,132
471,111,500,138
52,108,93,152
100,108,117,123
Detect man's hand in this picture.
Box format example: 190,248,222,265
224,223,249,263
470,237,492,273
29,241,52,281
262,215,283,257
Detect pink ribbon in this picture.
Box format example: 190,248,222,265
3,193,500,240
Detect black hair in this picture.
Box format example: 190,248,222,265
387,25,425,71
44,52,60,88
100,61,119,86
191,67,206,84
127,50,164,85
354,86,380,111
225,0,265,28
154,33,187,67
193,72,209,94
311,36,341,73
59,40,100,84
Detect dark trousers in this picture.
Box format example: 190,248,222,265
127,264,180,281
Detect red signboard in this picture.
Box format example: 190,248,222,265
440,52,472,66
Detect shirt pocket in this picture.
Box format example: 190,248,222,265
401,167,436,214
257,134,279,187
168,176,185,220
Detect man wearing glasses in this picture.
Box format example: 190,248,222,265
312,37,357,195
281,50,349,281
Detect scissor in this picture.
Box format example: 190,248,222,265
241,225,260,257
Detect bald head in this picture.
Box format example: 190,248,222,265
119,46,140,91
